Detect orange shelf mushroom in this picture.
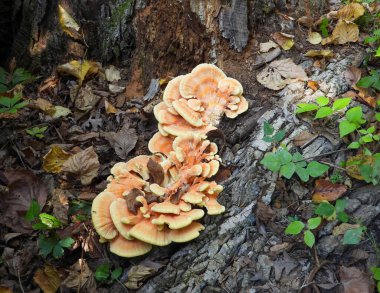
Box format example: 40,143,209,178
149,63,248,155
91,63,248,258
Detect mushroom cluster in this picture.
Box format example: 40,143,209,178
149,63,248,155
92,64,248,257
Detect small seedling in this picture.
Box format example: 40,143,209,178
0,66,35,93
339,106,367,137
260,148,329,182
357,70,380,91
25,200,74,258
26,126,48,139
68,200,92,222
320,18,329,38
95,263,122,283
0,93,29,114
295,96,351,119
359,153,380,185
285,216,322,248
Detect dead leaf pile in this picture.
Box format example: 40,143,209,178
33,265,61,293
256,58,308,90
272,32,294,50
340,266,375,293
101,124,138,159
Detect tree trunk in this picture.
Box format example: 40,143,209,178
5,1,364,293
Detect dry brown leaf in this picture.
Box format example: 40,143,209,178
43,146,72,174
32,98,55,113
331,20,359,44
307,32,322,44
293,131,316,147
307,81,320,91
57,60,100,85
272,32,294,50
125,262,164,289
61,259,93,290
297,16,314,28
0,286,13,293
105,66,121,82
340,266,375,293
333,223,361,236
61,147,99,185
345,66,362,86
58,5,80,38
256,201,275,223
256,58,308,90
357,89,377,108
337,3,365,22
101,125,137,160
305,50,334,58
259,40,279,53
51,189,70,224
105,100,118,114
74,86,101,111
312,179,347,202
33,265,61,293
0,170,47,232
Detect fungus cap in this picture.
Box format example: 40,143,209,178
170,222,205,243
110,235,152,258
128,219,171,246
91,191,118,240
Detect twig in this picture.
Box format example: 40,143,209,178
17,269,25,293
294,148,350,163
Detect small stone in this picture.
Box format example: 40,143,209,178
257,254,273,280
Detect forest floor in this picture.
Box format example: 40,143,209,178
0,1,380,293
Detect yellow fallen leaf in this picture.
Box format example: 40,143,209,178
33,98,55,113
307,32,322,45
57,60,100,85
331,20,359,44
337,3,365,22
58,5,80,38
333,223,361,236
33,264,61,293
305,50,334,58
105,100,118,114
346,154,374,180
43,145,72,173
272,32,294,50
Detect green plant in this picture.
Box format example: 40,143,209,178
357,70,380,91
360,153,380,185
339,106,367,137
0,93,29,114
68,200,92,222
330,170,344,184
95,264,122,283
285,216,321,248
26,200,74,258
260,148,329,182
26,126,48,139
295,96,351,119
320,17,329,38
371,267,380,292
0,66,35,92
262,122,285,144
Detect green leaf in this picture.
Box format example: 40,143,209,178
273,130,285,142
296,166,309,182
304,230,315,248
39,213,63,229
11,68,35,87
348,142,360,149
260,153,281,172
280,162,296,179
32,222,50,230
307,161,329,177
295,103,319,114
53,245,64,259
315,96,329,107
335,199,347,213
343,227,366,245
38,236,56,257
320,17,329,38
360,164,373,183
376,113,380,122
307,217,321,230
337,211,349,223
346,106,363,123
263,136,273,143
315,202,335,217
58,237,75,248
332,98,351,111
111,267,123,280
362,134,373,143
277,149,292,164
285,221,305,235
367,126,376,134
371,267,380,281
356,76,375,88
95,264,111,282
375,46,380,57
315,107,333,119
339,120,357,137
25,199,41,221
0,97,11,107
263,122,274,136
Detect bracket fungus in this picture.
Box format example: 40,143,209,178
91,64,248,257
148,63,248,154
